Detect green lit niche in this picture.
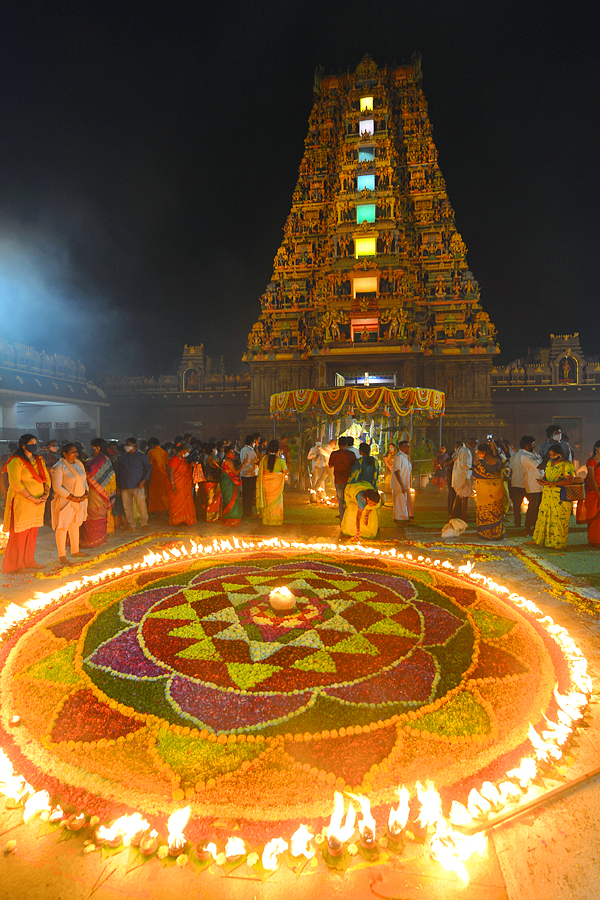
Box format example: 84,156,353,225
356,203,376,224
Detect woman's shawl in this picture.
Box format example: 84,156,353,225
85,453,117,508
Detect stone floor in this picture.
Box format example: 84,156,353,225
1,486,600,899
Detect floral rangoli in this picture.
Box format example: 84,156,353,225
0,550,565,832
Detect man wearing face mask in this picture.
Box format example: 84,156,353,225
538,426,573,466
115,437,151,531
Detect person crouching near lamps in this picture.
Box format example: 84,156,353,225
51,443,89,566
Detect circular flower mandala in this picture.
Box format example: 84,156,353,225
0,551,564,826
81,561,466,733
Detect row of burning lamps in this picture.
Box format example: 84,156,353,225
0,536,593,882
0,684,588,884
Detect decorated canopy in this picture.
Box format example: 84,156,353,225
270,386,445,419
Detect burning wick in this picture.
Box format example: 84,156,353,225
196,841,217,860
327,792,356,857
388,785,410,838
262,837,288,871
139,830,159,856
167,806,190,856
268,586,296,612
10,715,21,726
224,836,246,861
290,824,315,859
349,793,377,849
65,813,86,831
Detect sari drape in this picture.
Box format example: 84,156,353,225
220,460,242,526
148,446,170,513
533,459,576,549
585,458,600,545
167,457,196,526
472,456,506,540
80,453,116,548
341,481,382,538
348,456,379,489
256,457,287,525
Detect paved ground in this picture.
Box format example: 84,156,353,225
1,485,600,899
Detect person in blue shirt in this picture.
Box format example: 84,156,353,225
115,437,151,530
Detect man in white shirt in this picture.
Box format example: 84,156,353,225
346,436,360,458
311,439,336,498
239,435,259,517
451,438,476,520
392,440,413,524
516,436,543,534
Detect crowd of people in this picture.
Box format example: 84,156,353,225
0,432,292,575
437,424,590,548
1,422,597,575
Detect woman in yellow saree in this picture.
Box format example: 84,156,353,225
472,442,506,540
341,483,382,539
533,445,576,549
256,440,288,525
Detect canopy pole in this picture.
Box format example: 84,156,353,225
409,412,413,442
439,414,443,450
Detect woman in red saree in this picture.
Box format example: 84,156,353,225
585,441,600,546
167,443,196,526
220,448,243,526
80,438,116,548
147,438,170,516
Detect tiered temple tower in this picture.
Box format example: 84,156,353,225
243,54,499,437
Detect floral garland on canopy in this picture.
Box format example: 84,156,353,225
269,387,445,419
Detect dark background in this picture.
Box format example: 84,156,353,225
0,0,597,376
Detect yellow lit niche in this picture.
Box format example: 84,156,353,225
353,276,378,297
360,97,373,112
354,237,377,260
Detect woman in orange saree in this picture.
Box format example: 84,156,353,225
167,443,196,526
147,438,170,516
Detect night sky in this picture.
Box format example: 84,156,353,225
1,1,597,378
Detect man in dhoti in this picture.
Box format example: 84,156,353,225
392,440,413,524
451,438,476,520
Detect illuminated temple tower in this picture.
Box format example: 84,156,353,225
243,54,499,437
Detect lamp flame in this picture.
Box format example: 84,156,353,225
290,824,315,858
23,790,51,823
167,805,190,853
416,780,443,829
348,792,376,843
262,837,288,870
388,785,410,835
225,836,246,859
268,586,295,610
327,791,356,845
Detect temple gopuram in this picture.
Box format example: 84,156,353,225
244,54,499,439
